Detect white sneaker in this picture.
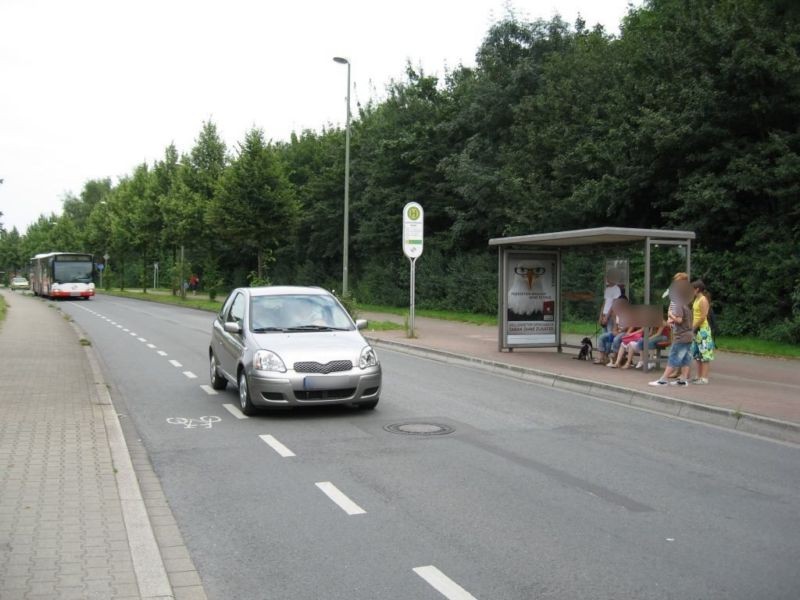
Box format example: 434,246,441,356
648,379,668,386
694,378,709,385
634,361,643,369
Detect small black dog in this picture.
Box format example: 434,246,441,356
574,337,593,361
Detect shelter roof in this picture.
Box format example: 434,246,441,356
489,227,695,247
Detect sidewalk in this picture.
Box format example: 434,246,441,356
0,290,203,600
362,311,800,443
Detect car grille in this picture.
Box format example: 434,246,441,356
294,388,356,401
293,360,353,374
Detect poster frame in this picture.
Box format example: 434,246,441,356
500,248,561,350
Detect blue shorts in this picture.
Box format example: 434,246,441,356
667,342,692,368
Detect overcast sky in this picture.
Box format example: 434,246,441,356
0,0,635,234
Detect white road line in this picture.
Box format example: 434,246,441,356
169,360,182,368
157,351,168,357
129,332,137,336
137,337,147,342
146,343,156,349
223,404,248,419
123,328,130,332
200,385,218,395
413,566,478,600
260,434,296,457
315,481,365,515
183,371,197,379
117,325,123,329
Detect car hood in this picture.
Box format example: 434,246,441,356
251,330,371,367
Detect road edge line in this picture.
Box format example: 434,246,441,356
368,337,800,445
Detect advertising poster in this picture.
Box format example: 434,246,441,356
505,252,558,346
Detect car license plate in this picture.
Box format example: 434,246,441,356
303,375,352,390
70,291,80,296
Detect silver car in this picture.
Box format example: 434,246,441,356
209,286,381,415
10,276,29,290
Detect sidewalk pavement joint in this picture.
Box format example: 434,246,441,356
368,336,800,445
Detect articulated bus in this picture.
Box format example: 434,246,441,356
30,252,96,299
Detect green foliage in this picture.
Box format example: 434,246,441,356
11,1,800,344
247,271,271,287
334,290,358,319
210,128,298,280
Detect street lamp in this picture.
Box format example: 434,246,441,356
333,56,351,297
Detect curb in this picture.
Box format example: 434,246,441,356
367,336,800,445
68,318,175,599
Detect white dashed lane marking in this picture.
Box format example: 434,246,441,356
260,434,295,457
223,404,248,419
413,566,478,600
315,481,366,515
74,305,215,397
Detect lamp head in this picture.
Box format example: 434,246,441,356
333,56,349,65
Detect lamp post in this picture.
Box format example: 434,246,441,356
333,56,351,297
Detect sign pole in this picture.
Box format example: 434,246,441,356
409,257,416,337
402,202,424,339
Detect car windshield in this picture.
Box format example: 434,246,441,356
250,294,353,332
53,261,93,284
12,278,26,283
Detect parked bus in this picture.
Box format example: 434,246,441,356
30,252,95,299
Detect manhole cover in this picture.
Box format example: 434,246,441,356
384,422,454,436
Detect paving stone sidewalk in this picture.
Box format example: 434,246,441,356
0,290,204,600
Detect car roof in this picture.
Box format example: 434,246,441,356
244,286,332,298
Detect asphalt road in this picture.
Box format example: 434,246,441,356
60,294,800,600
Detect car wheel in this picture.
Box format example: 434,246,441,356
238,371,257,416
210,353,227,391
357,398,379,410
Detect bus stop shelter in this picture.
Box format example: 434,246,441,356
489,227,696,367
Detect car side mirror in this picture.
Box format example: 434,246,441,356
224,321,242,334
355,319,367,330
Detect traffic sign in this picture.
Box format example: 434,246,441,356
403,202,424,259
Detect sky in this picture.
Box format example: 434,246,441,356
0,0,636,234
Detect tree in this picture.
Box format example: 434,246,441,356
209,128,298,281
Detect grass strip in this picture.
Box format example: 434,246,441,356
99,289,222,312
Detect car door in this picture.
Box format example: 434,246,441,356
218,291,247,378
212,292,236,373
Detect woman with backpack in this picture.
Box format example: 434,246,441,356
690,279,715,384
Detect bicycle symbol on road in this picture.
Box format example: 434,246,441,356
166,416,221,429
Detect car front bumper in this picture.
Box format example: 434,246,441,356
247,367,382,406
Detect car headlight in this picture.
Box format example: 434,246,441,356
253,350,286,373
359,346,379,369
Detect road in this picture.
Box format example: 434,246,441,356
59,294,800,600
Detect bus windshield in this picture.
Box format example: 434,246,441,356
53,261,93,284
